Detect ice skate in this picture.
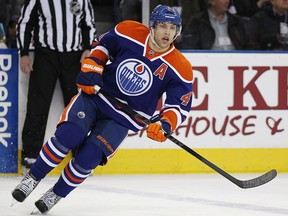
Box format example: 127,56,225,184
11,172,40,202
35,187,62,214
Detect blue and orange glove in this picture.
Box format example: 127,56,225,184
147,114,171,142
76,57,104,94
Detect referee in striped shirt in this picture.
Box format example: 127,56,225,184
17,0,96,168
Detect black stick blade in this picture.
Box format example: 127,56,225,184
236,169,277,189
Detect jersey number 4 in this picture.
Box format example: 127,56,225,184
181,92,193,106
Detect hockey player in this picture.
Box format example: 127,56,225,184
11,4,193,214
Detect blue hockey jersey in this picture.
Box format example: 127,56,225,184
85,20,193,132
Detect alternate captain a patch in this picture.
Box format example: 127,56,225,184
116,59,153,96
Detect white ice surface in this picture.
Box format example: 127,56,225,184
1,173,287,216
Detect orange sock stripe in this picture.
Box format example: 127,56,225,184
64,166,85,183
43,144,62,163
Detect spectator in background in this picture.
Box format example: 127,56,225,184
119,0,181,23
178,0,207,29
0,0,13,30
228,0,266,18
150,0,180,11
0,22,7,48
0,0,22,48
174,0,207,48
113,0,122,24
6,15,18,48
120,0,142,22
178,0,248,50
245,0,288,50
0,1,9,47
256,0,271,9
17,0,96,169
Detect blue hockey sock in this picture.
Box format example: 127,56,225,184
53,158,92,197
30,136,70,180
30,122,85,180
53,143,105,197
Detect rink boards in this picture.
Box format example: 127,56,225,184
1,49,288,175
46,147,288,175
52,51,288,175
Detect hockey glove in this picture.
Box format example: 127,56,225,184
76,57,104,94
147,114,171,142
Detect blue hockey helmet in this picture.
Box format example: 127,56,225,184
150,5,182,37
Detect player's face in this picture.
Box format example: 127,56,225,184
153,22,177,51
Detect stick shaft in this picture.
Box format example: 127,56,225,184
97,88,277,189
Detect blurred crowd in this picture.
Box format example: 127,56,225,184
1,0,288,51
175,0,288,50
0,0,23,48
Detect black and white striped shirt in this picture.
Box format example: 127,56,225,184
17,0,96,56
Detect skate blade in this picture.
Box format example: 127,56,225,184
30,207,40,215
10,198,19,207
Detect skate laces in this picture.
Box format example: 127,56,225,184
42,188,61,208
18,174,39,195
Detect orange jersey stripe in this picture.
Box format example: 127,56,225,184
162,50,193,82
90,49,108,65
162,110,178,132
58,93,79,125
116,21,193,82
91,41,100,47
115,20,149,45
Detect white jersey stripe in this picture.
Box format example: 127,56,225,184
40,151,58,168
98,94,143,130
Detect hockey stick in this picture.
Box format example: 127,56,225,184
95,86,277,189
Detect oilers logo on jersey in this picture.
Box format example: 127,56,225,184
116,59,153,96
